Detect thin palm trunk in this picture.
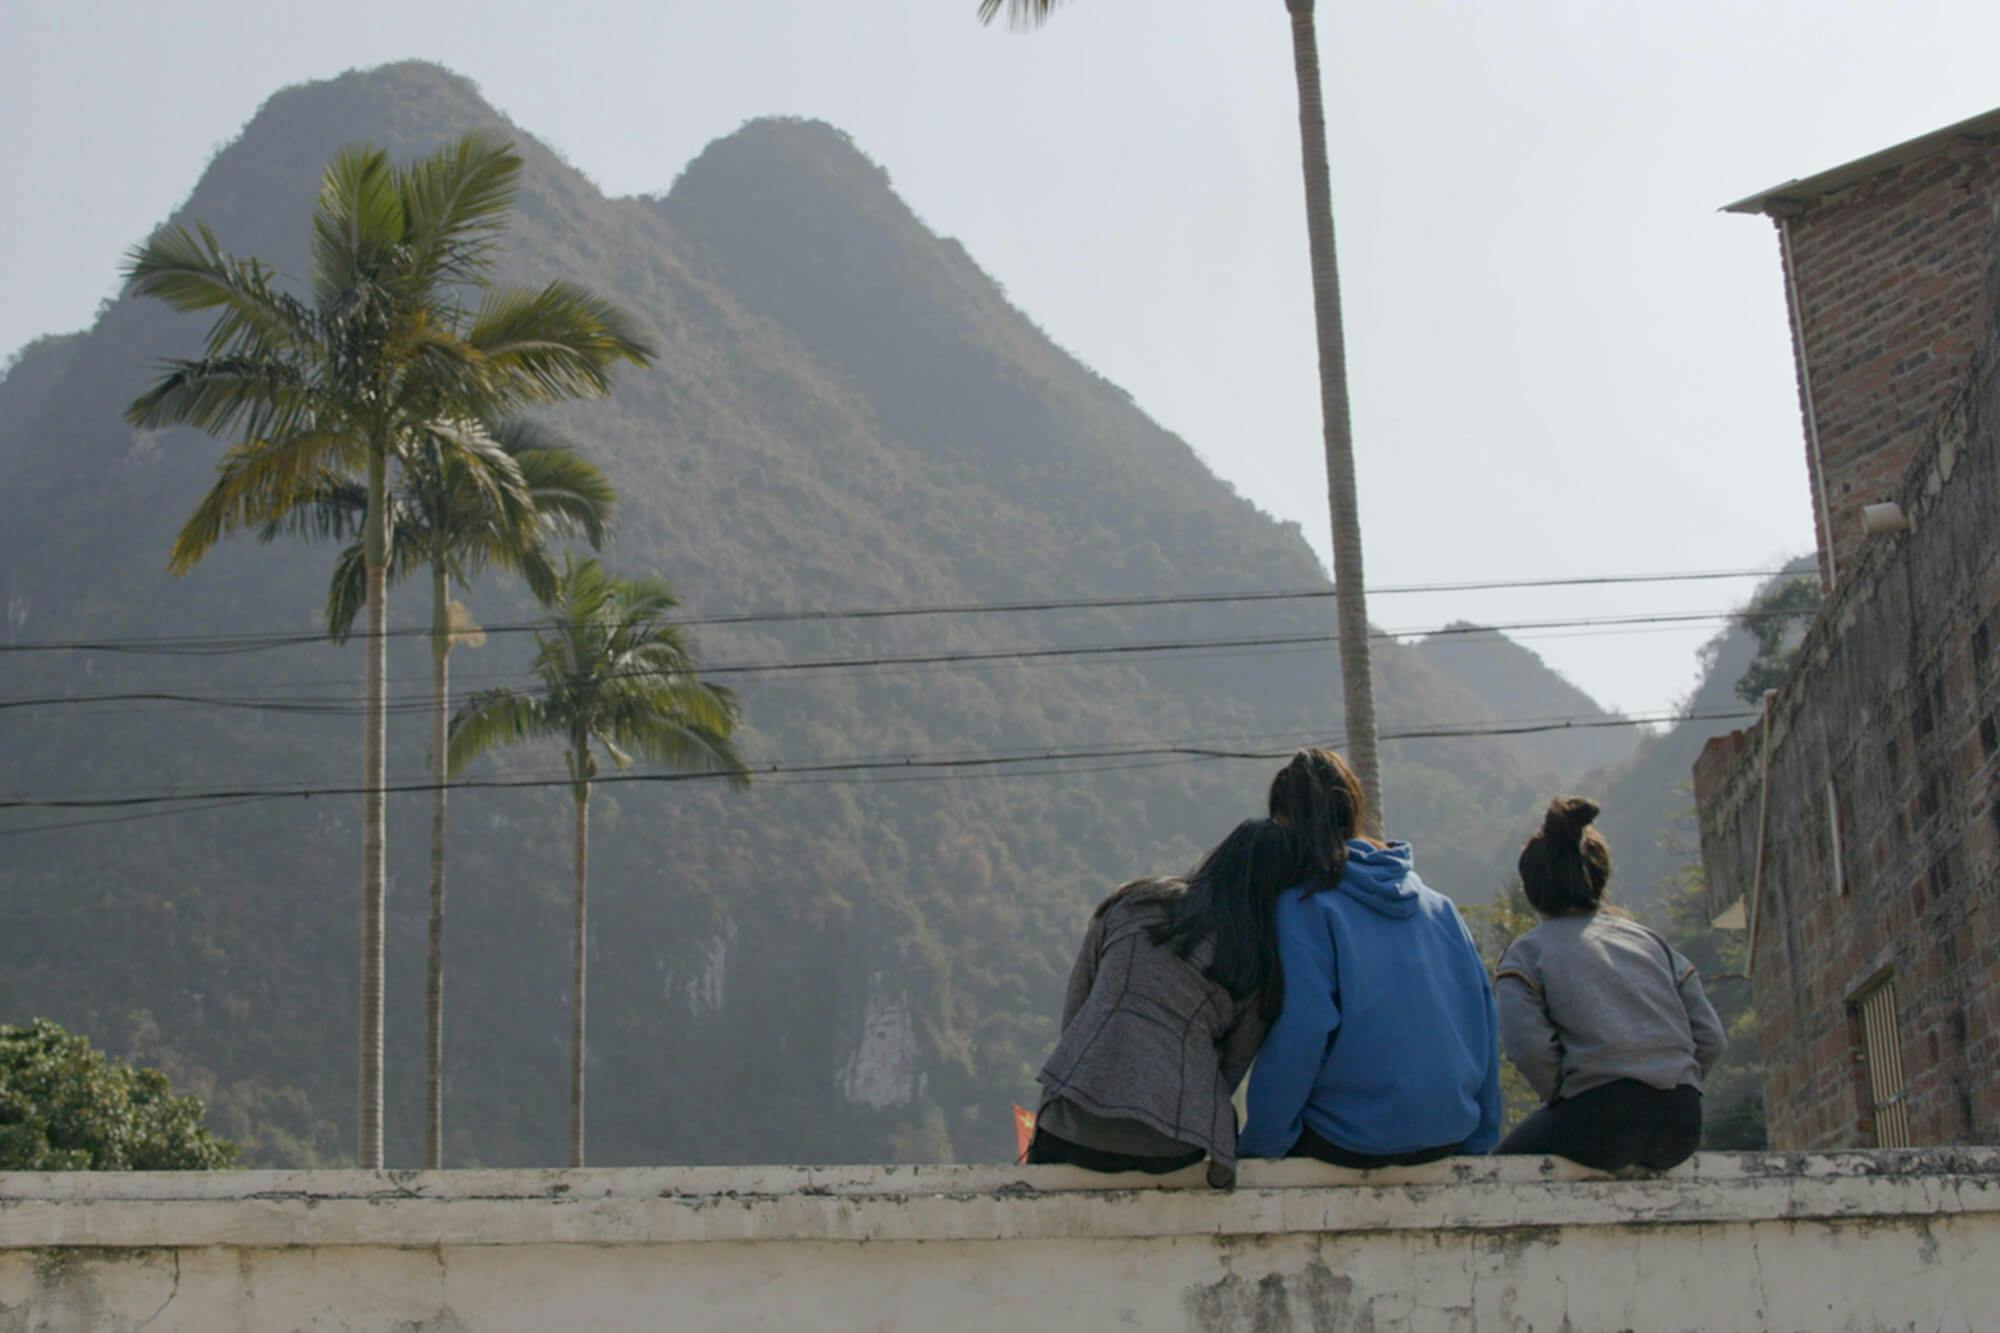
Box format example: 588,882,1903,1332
570,781,590,1168
1287,0,1383,836
425,562,450,1170
359,446,389,1169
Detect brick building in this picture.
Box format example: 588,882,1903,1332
1694,109,2000,1150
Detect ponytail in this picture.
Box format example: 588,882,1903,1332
1268,747,1368,890
1519,795,1612,916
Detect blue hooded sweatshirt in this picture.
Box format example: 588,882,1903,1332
1240,840,1502,1159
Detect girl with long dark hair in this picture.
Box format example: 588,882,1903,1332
1493,797,1726,1169
1030,817,1306,1187
1241,748,1503,1166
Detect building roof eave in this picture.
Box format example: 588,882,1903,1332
1721,104,2000,216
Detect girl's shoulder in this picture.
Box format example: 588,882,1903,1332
1585,909,1671,947
1094,891,1178,947
1498,917,1554,965
1093,877,1179,919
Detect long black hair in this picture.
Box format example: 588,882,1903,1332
1518,795,1612,916
1267,747,1370,890
1099,817,1306,1022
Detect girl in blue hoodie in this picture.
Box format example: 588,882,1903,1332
1241,749,1503,1165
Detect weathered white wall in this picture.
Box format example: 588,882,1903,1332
2,1151,1994,1331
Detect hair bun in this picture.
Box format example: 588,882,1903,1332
1542,796,1601,846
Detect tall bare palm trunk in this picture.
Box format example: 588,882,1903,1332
570,784,590,1168
1287,0,1383,836
359,447,389,1169
425,564,450,1169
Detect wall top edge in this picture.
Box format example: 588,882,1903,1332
1,1149,1995,1254
2,1149,1994,1204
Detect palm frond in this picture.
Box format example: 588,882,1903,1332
555,554,620,628
323,541,370,641
398,130,522,290
613,675,739,733
977,0,1064,29
394,322,491,416
168,430,369,573
468,282,656,406
603,572,680,629
255,474,369,544
497,421,617,548
311,145,405,304
505,544,562,607
613,638,701,683
602,699,748,791
447,688,558,775
421,417,531,516
121,224,316,354
124,356,317,439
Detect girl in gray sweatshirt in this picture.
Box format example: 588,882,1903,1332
1493,797,1726,1169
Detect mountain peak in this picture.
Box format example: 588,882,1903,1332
218,61,509,178
675,115,888,189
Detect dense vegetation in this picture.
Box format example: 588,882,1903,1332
0,1020,234,1170
1733,574,1824,705
0,63,1777,1166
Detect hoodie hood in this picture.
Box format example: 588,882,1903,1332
1334,839,1420,918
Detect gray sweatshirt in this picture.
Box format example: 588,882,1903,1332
1496,911,1726,1104
1036,898,1267,1186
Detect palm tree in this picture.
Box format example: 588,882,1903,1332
448,556,746,1166
123,131,653,1167
269,419,616,1169
979,0,1384,833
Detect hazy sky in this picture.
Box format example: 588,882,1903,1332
4,1,1996,716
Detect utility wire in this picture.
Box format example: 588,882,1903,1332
0,615,1785,725
0,607,1809,716
4,720,1348,803
0,566,1791,657
0,708,1758,821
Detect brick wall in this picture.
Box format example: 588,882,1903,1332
1778,141,2000,587
1694,334,2000,1148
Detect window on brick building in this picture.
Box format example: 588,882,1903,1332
1853,979,1911,1148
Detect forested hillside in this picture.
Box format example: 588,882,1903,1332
0,62,1722,1166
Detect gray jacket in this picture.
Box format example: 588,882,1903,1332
1496,911,1727,1104
1037,897,1267,1185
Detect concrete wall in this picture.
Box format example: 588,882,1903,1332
1694,301,2000,1149
3,1153,1997,1331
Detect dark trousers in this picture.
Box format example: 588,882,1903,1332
1288,1123,1459,1169
1026,1128,1203,1175
1496,1078,1703,1170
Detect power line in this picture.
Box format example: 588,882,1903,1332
0,566,1792,657
3,720,1341,803
0,708,1758,824
0,614,1781,725
0,794,285,837
0,607,1809,716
